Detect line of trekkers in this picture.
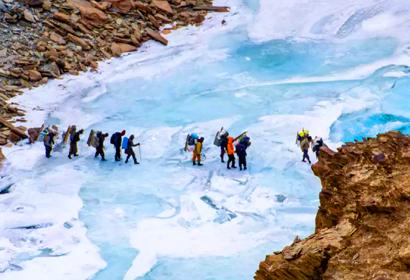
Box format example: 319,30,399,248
185,128,251,170
40,126,140,164
39,125,324,168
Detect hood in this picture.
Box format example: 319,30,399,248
228,137,234,144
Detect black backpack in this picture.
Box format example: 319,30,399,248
110,133,118,145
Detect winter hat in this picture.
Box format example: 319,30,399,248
121,130,126,136
104,133,109,137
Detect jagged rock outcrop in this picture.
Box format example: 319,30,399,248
255,131,410,280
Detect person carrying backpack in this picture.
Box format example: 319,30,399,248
44,130,57,158
236,139,247,170
301,135,312,164
68,129,84,159
312,136,325,158
227,136,236,169
220,133,228,163
125,135,140,164
95,132,108,161
192,137,204,166
111,130,126,161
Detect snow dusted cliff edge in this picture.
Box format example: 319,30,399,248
256,131,410,280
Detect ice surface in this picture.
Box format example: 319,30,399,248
2,0,410,279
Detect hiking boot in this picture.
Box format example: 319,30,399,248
244,167,247,170
135,161,140,165
74,154,79,157
232,165,237,169
68,155,72,159
240,167,242,171
102,159,107,161
193,161,196,165
198,163,203,166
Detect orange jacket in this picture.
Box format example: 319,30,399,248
227,137,234,155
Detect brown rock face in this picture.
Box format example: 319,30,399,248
110,42,122,57
28,70,42,82
146,28,168,45
50,32,66,45
105,0,133,13
28,127,41,142
152,0,174,15
255,131,410,280
67,34,91,50
118,43,137,53
67,0,108,27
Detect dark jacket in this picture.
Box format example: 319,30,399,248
44,134,55,147
220,136,228,150
125,138,139,155
236,142,247,157
73,132,81,143
114,132,122,147
97,132,106,149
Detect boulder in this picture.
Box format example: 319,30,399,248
133,2,151,12
118,43,137,53
42,0,51,10
16,0,44,6
0,116,28,139
91,0,111,10
50,32,66,45
9,131,22,143
39,77,48,85
110,43,122,57
23,10,36,23
28,127,41,142
152,0,173,14
146,28,168,45
50,61,61,77
53,12,71,24
105,0,132,13
28,70,42,82
67,0,108,27
67,34,91,50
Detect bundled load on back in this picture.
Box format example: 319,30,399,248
213,128,229,147
295,128,309,147
87,130,102,148
184,133,199,152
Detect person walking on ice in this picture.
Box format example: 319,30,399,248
236,139,247,170
44,130,57,158
111,130,126,161
95,132,108,161
68,128,84,159
301,135,312,164
192,137,204,166
227,136,236,169
124,135,140,164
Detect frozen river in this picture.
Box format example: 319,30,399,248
2,0,410,279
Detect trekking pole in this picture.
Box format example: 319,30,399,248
139,145,142,162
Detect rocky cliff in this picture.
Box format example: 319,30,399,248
255,131,410,280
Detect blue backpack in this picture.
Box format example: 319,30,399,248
122,137,129,149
